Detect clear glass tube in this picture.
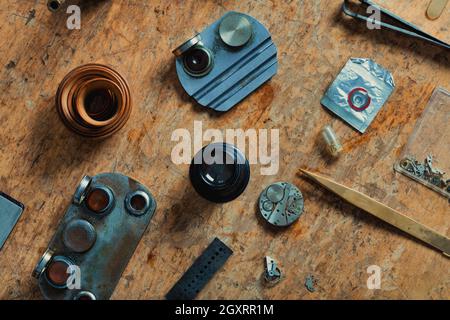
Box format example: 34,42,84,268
321,125,343,157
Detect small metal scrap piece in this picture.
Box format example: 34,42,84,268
259,182,304,227
263,256,282,286
305,275,317,293
395,154,450,199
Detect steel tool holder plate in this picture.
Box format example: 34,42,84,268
34,173,156,300
175,11,278,112
259,182,304,227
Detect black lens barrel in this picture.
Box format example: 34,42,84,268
189,143,250,203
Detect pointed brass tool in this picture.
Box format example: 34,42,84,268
342,0,450,50
299,169,450,257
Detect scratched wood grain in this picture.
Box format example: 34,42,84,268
0,0,449,300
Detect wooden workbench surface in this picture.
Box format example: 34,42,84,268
0,0,449,300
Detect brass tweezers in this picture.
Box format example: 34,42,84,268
342,0,450,50
300,169,450,257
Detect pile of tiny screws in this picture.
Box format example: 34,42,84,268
399,155,450,193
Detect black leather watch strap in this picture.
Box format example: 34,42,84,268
166,238,233,300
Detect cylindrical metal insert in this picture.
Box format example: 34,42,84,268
125,190,151,216
74,291,97,300
47,0,65,12
85,186,114,214
182,46,214,77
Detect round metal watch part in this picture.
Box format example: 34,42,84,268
219,13,253,47
125,190,151,216
63,219,97,253
172,34,202,57
73,175,92,205
190,143,250,203
259,182,304,227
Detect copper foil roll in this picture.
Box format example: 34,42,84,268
56,64,132,139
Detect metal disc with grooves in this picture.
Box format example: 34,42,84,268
258,182,304,227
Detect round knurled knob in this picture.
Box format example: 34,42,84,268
219,13,253,47
63,219,97,253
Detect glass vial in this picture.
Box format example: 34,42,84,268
321,125,343,157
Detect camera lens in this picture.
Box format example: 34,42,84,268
183,46,213,77
190,143,250,203
199,150,237,187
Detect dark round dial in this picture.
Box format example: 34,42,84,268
190,143,250,203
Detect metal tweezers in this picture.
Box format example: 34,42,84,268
342,0,450,50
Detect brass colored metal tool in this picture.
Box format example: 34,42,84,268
427,0,448,20
299,169,450,257
342,0,450,49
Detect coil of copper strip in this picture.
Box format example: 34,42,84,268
56,64,132,139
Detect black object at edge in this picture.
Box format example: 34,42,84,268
166,238,233,300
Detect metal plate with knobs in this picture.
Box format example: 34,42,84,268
32,173,157,300
258,182,304,227
173,11,278,112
